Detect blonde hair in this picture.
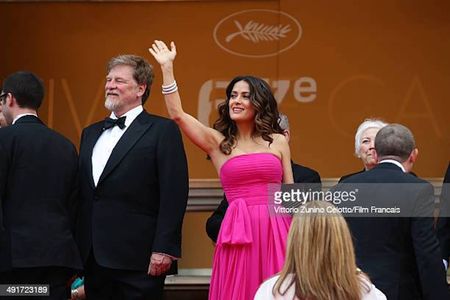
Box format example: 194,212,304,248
273,201,370,300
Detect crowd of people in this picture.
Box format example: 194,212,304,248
0,40,448,300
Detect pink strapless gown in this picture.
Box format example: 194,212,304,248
209,153,292,300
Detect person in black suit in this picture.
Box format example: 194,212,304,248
205,113,322,243
437,162,450,269
339,118,387,182
0,71,82,299
340,124,449,299
77,55,188,299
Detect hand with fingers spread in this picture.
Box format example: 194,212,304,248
149,40,177,68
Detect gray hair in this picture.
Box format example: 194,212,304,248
354,118,388,156
375,124,416,162
278,112,289,131
107,55,154,104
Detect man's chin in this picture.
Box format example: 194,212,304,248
105,98,120,111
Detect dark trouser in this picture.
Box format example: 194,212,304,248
85,254,165,300
0,266,73,300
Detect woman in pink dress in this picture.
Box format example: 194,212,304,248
149,40,293,300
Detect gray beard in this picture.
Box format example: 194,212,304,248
104,97,121,112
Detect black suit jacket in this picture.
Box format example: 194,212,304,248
340,163,449,300
0,115,82,272
339,169,365,183
437,162,450,261
340,169,418,183
77,111,188,271
205,162,321,243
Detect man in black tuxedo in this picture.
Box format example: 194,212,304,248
77,55,188,299
0,72,82,299
340,124,449,299
205,113,321,242
437,162,450,270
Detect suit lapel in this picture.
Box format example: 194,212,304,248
81,123,104,189
97,111,153,185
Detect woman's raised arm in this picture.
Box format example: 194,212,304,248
149,40,222,154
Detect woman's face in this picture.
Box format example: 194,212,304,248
358,127,380,170
228,80,256,122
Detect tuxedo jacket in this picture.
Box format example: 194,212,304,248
0,115,82,272
340,163,449,300
437,162,450,261
77,111,188,271
205,162,321,243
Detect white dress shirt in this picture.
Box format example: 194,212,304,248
91,105,143,186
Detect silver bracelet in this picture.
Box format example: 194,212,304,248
162,81,178,95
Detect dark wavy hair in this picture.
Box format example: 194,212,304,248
213,75,283,155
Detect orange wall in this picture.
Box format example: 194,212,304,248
1,0,449,178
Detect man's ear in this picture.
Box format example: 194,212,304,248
137,84,146,97
409,148,419,164
5,93,15,108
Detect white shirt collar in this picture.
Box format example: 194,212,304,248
379,159,406,172
109,105,143,129
12,113,38,125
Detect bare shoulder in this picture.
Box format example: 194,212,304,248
267,133,289,160
271,133,289,147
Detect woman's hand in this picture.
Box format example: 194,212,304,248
149,40,177,68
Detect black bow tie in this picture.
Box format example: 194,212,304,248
103,116,126,130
